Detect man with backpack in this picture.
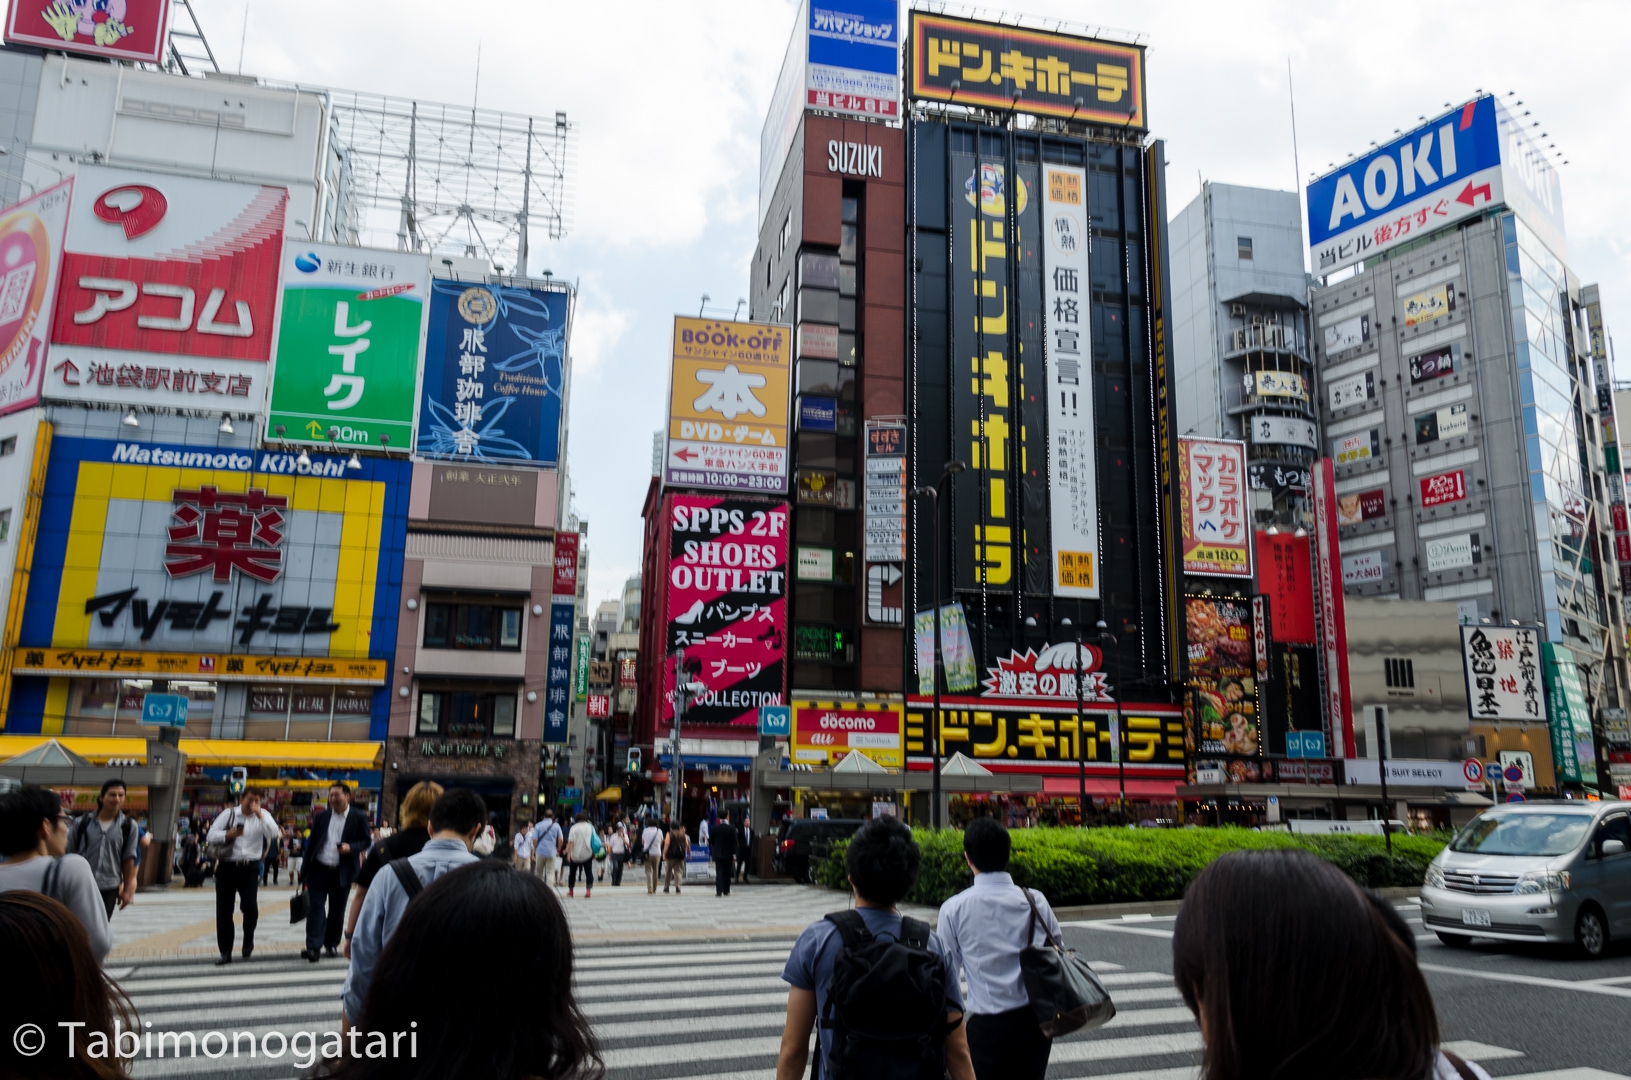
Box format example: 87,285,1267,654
69,779,140,921
341,788,486,1025
776,816,974,1080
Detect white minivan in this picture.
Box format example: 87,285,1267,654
1420,801,1631,958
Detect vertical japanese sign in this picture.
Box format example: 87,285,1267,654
1042,163,1098,598
1541,643,1596,786
911,602,977,695
1312,459,1354,756
663,494,788,726
0,180,71,416
266,242,428,449
573,633,590,702
864,422,905,625
1255,530,1315,644
1178,437,1251,577
1461,624,1545,721
417,280,569,465
1184,596,1258,760
543,531,580,744
665,318,791,494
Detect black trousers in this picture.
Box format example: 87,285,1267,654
567,858,593,891
714,857,734,895
215,860,260,957
609,852,626,886
967,1005,1052,1080
99,887,119,920
304,862,350,950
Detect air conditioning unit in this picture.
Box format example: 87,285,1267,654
1231,329,1246,351
1250,313,1264,326
1230,303,1246,318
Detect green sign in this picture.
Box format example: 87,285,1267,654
574,634,591,701
266,241,429,449
1541,643,1598,786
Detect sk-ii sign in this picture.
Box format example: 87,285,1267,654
1307,96,1504,274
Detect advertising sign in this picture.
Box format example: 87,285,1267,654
1343,759,1475,787
1252,370,1307,400
1313,459,1354,756
796,468,837,506
1460,624,1545,722
904,697,1185,768
542,601,573,743
1542,642,1597,786
1247,415,1317,450
5,0,172,63
1178,437,1251,577
1409,343,1459,384
907,12,1146,127
1251,596,1271,681
1337,487,1387,526
1307,96,1506,273
552,531,581,597
1327,370,1375,410
1497,750,1536,789
1415,403,1469,444
980,642,1108,702
0,180,71,415
1419,469,1467,507
1333,430,1380,466
912,603,976,695
573,634,590,701
1269,646,1322,757
1322,314,1370,353
417,279,568,465
586,693,611,719
1342,549,1387,586
791,700,903,768
1256,530,1315,644
1424,532,1480,572
138,691,187,728
15,436,406,726
663,494,789,726
795,546,834,582
1042,163,1099,598
266,241,429,450
1186,597,1254,675
865,421,905,626
1402,283,1455,327
806,1,900,119
1248,462,1310,494
798,395,837,432
665,318,791,493
48,166,286,413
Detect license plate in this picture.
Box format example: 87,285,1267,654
1462,908,1492,928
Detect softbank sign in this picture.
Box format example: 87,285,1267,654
1306,95,1562,274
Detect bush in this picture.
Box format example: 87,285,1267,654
813,826,1445,907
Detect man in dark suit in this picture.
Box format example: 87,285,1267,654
299,782,371,961
711,816,739,897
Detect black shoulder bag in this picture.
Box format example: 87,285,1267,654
1017,886,1116,1037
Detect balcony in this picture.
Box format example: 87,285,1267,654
1223,322,1308,361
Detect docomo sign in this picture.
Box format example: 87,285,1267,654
792,702,904,767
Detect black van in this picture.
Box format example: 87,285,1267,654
773,818,866,882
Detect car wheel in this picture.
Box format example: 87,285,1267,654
1575,908,1608,960
1435,932,1471,948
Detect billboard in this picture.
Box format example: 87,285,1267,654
790,699,903,768
904,697,1185,769
863,422,905,625
664,318,791,494
1178,437,1251,578
1042,163,1098,598
5,0,172,64
1185,597,1258,759
1541,642,1596,786
1255,530,1314,644
1461,624,1545,722
0,180,72,416
416,279,568,466
906,12,1145,127
47,166,287,413
266,242,429,450
663,494,788,726
1312,459,1354,756
1307,95,1566,274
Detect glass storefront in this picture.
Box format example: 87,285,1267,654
60,678,375,740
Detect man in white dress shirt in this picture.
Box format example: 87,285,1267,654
935,817,1065,1080
206,790,281,966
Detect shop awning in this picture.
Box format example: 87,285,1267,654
0,735,382,770
1042,776,1181,799
594,786,622,801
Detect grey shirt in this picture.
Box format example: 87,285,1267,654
0,854,113,964
74,812,139,891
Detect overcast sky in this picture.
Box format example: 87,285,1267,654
216,0,1631,611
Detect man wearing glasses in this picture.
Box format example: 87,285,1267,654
0,785,113,963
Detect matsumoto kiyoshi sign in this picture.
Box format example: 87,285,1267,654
17,436,408,663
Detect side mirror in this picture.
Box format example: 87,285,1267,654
1603,839,1627,856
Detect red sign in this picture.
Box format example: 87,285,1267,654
552,531,580,598
618,655,637,688
1312,459,1355,757
586,693,611,719
980,644,1108,701
1419,469,1467,508
164,486,287,583
1254,530,1315,644
5,0,173,64
1251,596,1271,681
0,179,71,416
51,166,286,363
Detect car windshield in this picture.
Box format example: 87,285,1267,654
1450,812,1594,856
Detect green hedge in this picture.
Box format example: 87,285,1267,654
812,827,1446,907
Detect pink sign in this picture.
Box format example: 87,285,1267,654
1419,469,1467,508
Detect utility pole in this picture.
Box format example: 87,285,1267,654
670,648,685,824
1374,704,1392,858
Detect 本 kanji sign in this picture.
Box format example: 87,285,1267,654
1179,437,1251,577
665,318,791,494
1460,624,1546,722
907,12,1145,128
266,241,428,450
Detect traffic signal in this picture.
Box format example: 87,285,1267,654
229,767,248,796
626,747,641,774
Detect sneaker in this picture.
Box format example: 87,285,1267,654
663,886,669,893
567,888,574,897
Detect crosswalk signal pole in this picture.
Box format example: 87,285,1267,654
670,648,685,825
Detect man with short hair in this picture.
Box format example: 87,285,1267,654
661,822,689,894
299,781,372,962
711,815,739,897
341,787,485,1024
936,816,1065,1080
530,809,562,888
640,817,664,893
69,779,139,920
206,789,281,966
0,785,112,963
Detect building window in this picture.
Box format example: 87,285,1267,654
779,212,792,256
1384,657,1415,689
0,436,15,456
416,689,518,738
0,508,10,541
1237,236,1253,260
423,602,523,650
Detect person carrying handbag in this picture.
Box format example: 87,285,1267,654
936,817,1113,1080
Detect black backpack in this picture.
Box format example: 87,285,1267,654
816,910,953,1080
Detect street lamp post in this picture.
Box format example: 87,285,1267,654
1061,617,1086,825
911,460,966,830
1097,621,1127,824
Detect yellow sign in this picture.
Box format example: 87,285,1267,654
13,647,388,684
791,699,904,769
1402,283,1454,327
664,317,791,493
1252,370,1307,401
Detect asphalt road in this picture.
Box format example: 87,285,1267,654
1061,902,1631,1079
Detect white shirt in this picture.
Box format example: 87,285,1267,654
609,827,627,854
641,825,664,856
207,806,282,863
936,871,1064,1016
566,821,596,863
699,819,710,845
317,808,347,867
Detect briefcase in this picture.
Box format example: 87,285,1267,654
289,889,309,924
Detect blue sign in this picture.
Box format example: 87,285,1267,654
759,704,792,737
559,787,583,804
543,600,575,744
139,693,188,728
799,395,837,432
417,280,568,465
1285,730,1326,759
1306,96,1503,273
808,1,899,76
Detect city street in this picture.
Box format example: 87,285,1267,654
93,881,1631,1080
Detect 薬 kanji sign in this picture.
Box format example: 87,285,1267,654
1179,437,1252,578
